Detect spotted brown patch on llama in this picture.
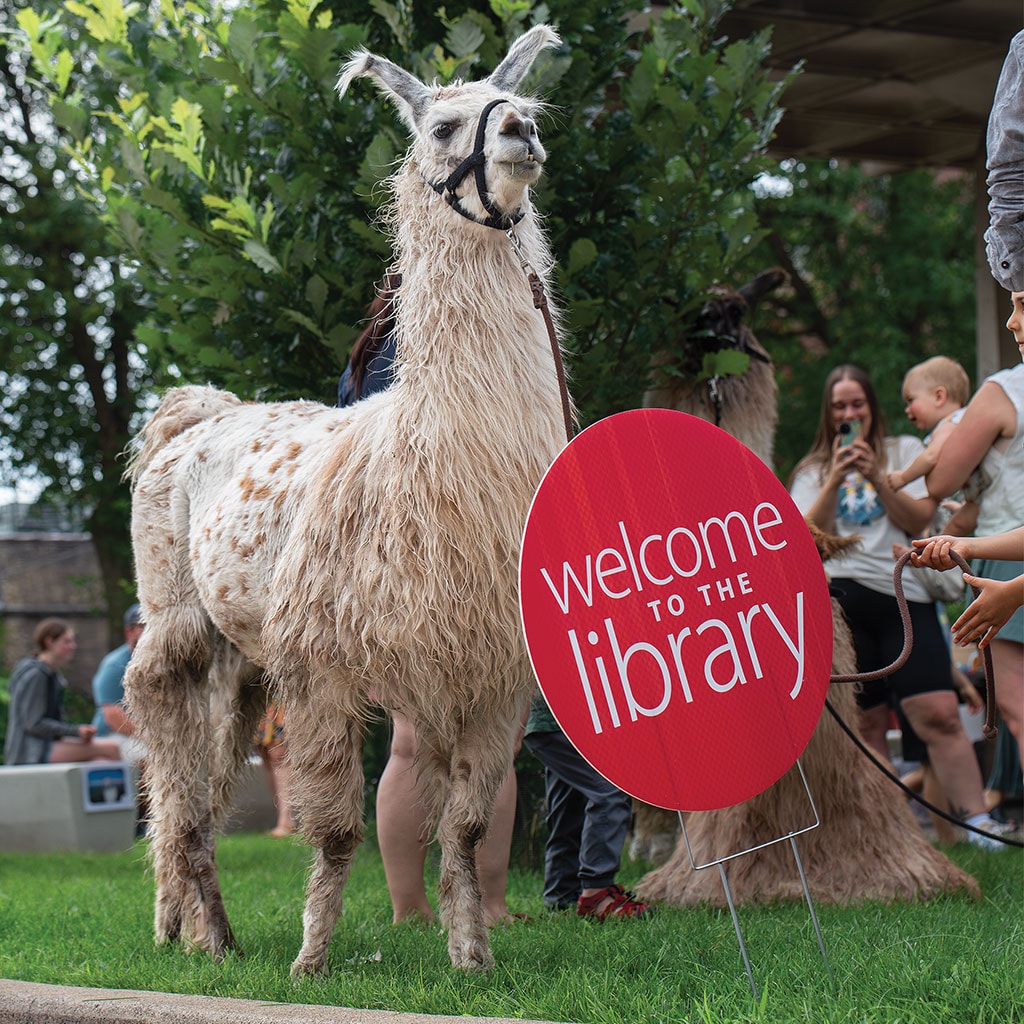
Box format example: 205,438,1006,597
238,470,274,503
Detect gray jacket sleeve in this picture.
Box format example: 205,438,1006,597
11,662,78,740
985,31,1024,292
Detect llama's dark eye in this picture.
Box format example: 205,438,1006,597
432,123,455,140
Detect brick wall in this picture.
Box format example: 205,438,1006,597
0,534,113,694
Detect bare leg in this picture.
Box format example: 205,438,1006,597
376,715,434,922
48,738,122,762
990,638,1023,764
901,690,986,820
858,703,890,759
377,715,517,926
479,771,517,926
265,742,296,835
920,763,960,845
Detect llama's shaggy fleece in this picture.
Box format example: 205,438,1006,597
124,25,568,975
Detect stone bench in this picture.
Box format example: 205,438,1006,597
0,757,279,853
0,761,138,853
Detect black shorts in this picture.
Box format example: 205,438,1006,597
830,578,955,712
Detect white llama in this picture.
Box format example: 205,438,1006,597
124,25,568,975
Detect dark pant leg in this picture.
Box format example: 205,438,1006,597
526,733,585,908
525,730,632,894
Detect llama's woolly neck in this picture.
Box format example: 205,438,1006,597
381,162,566,447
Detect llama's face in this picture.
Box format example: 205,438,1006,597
338,25,559,224
416,86,547,213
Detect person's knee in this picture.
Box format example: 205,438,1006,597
388,716,418,763
903,694,962,739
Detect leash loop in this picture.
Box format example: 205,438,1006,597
829,550,998,739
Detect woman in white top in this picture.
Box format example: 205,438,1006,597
923,290,1024,765
790,365,998,844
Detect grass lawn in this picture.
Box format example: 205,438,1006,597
0,831,1020,1023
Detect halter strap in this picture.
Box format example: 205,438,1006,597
428,98,526,231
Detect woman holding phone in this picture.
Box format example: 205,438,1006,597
789,365,1001,847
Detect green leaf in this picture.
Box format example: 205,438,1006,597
242,240,284,275
567,238,597,276
700,348,751,380
305,275,328,320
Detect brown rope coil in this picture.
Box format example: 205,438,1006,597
830,549,998,740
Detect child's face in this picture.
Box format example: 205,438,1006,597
1009,291,1024,361
902,375,944,430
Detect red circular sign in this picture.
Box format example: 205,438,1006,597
519,409,833,811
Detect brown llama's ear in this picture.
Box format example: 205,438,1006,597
336,50,432,129
487,25,560,92
737,267,788,308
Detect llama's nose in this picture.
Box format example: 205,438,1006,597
499,110,538,144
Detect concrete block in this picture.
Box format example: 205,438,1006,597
0,762,137,854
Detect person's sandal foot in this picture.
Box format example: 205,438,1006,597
577,884,650,919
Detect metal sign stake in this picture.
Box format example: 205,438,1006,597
679,758,832,998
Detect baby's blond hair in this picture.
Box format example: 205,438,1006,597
904,356,970,407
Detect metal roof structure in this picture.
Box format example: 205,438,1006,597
715,1,1022,373
719,0,1021,171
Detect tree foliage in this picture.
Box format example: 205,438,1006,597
16,0,790,419
1,0,156,623
734,159,977,481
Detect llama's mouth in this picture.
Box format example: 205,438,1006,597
505,158,541,178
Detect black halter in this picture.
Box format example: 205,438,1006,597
428,98,526,232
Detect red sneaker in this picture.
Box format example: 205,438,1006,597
576,884,650,919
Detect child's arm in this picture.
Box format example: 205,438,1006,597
912,525,1024,567
953,573,1024,648
888,417,957,491
887,446,938,491
943,499,979,537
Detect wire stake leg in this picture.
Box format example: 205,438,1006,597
717,862,757,999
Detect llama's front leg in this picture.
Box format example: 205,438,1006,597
432,731,508,971
285,709,365,978
125,609,236,958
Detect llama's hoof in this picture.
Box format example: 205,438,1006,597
290,956,330,980
449,939,494,972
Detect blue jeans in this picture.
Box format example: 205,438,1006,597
523,730,632,909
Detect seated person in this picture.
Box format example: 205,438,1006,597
91,603,147,764
5,618,120,764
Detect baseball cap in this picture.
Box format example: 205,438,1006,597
123,603,144,627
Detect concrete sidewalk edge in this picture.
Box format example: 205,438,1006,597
0,979,559,1024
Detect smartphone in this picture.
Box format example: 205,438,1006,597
838,421,861,447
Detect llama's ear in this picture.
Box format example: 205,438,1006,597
337,50,433,129
737,267,788,307
487,24,560,92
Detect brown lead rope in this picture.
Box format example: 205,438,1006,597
829,549,998,740
508,228,575,444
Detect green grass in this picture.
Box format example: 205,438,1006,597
0,833,1020,1023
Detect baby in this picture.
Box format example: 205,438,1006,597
887,355,987,532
